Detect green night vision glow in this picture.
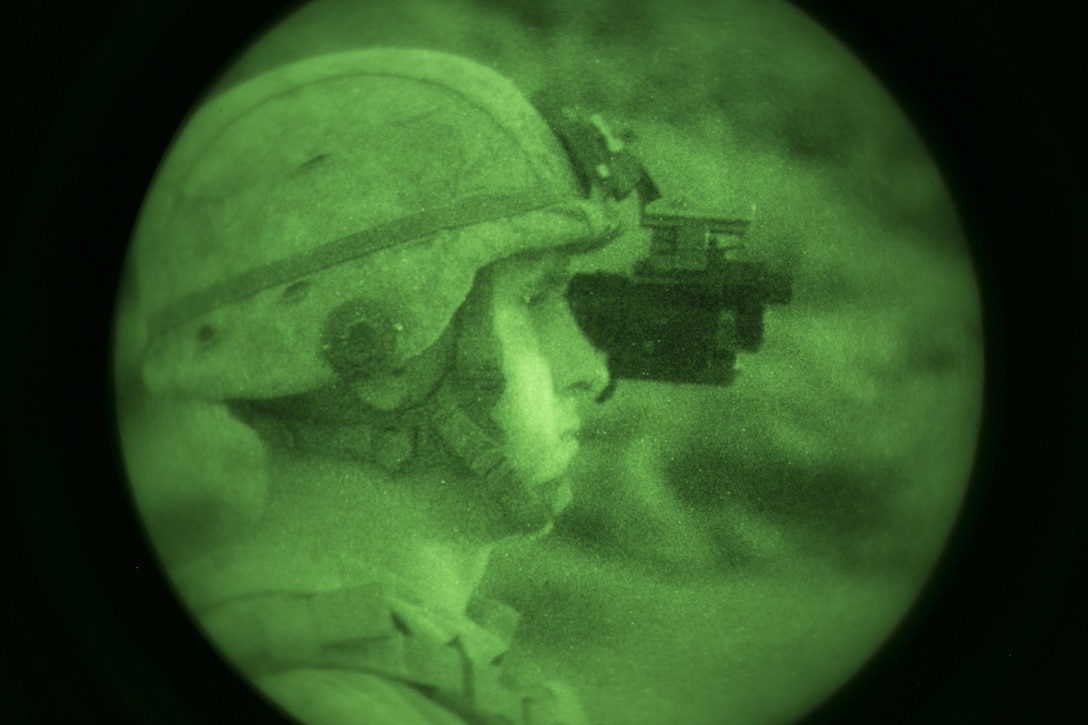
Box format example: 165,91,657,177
112,1,984,723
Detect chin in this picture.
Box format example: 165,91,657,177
546,474,574,516
539,438,579,482
498,472,573,539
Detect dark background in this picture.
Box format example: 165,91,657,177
5,0,1084,722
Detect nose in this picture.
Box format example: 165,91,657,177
547,302,611,402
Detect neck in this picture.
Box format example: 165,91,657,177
230,451,496,617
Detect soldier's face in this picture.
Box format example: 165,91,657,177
485,250,609,516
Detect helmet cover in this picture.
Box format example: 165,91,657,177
129,49,623,400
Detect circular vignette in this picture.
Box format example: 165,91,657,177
6,1,1084,723
791,1,1085,722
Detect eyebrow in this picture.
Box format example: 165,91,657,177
529,254,572,291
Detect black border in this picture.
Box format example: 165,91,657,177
7,1,1085,722
8,3,299,722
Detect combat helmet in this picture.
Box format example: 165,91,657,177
123,48,648,485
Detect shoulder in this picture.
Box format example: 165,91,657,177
254,668,468,725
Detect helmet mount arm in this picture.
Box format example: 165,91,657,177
531,92,662,209
533,98,795,391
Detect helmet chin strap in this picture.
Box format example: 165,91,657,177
426,382,517,490
364,367,560,536
252,272,560,533
247,370,519,490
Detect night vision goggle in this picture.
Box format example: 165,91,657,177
534,95,793,397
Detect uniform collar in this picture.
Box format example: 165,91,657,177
174,545,520,678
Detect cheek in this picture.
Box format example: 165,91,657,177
489,305,572,482
491,305,560,438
